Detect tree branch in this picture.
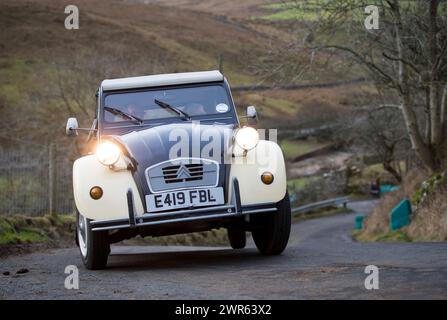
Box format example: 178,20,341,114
382,51,421,75
317,45,399,89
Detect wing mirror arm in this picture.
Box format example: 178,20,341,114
66,117,97,136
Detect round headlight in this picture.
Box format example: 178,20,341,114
235,127,259,151
96,141,121,166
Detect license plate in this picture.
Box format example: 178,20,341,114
146,187,225,213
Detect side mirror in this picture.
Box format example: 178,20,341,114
66,117,79,136
246,106,258,125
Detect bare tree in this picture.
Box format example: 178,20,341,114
352,107,410,182
50,45,172,124
271,0,447,172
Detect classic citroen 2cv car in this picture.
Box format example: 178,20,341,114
66,70,291,269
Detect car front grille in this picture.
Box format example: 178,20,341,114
145,159,219,193
162,163,204,184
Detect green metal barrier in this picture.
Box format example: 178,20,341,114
380,185,399,194
355,215,364,230
390,199,412,231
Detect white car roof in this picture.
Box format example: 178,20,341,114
101,70,224,91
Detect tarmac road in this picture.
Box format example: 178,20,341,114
1,200,447,299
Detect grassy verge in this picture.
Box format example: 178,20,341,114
0,214,75,246
352,229,412,242
0,214,76,257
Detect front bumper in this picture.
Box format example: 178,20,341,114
90,178,277,232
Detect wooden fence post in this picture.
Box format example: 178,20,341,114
48,142,57,217
218,54,224,73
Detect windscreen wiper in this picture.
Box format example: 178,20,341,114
104,106,144,124
154,99,191,121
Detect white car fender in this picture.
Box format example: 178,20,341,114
228,140,287,205
73,155,145,220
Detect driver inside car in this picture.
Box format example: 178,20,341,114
125,103,144,118
182,102,207,116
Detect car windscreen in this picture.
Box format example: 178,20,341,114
103,83,234,123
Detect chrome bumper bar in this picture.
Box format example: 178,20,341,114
90,178,277,232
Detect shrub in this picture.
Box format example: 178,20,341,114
407,177,447,241
358,168,427,241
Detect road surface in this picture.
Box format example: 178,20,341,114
1,201,447,299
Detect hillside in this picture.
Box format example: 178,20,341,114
133,0,272,18
0,0,372,147
0,0,382,223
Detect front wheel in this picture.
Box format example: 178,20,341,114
76,211,110,270
251,192,291,255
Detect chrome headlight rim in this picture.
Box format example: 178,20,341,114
96,140,122,166
235,126,259,151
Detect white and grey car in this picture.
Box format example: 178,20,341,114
67,70,291,269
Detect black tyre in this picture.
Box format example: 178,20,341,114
76,211,110,270
227,228,246,249
252,192,291,255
